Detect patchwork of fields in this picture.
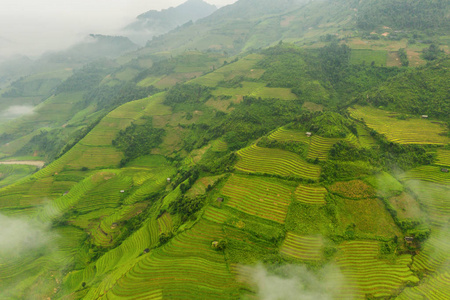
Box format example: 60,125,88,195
0,37,449,299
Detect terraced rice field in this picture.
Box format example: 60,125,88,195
158,213,173,234
186,175,224,197
85,220,239,299
397,271,450,300
212,82,297,101
436,149,450,167
412,232,450,273
356,124,376,148
350,49,388,66
306,135,340,161
124,170,174,205
211,139,228,152
402,179,450,226
268,127,309,142
202,206,230,224
0,164,37,188
294,184,327,205
349,106,450,145
335,240,419,299
329,180,376,199
399,166,450,185
236,145,321,179
33,94,170,176
280,233,323,261
269,127,343,160
221,175,292,223
190,54,265,87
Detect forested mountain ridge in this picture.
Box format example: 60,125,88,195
0,0,450,299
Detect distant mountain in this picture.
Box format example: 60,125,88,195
123,0,217,45
40,34,138,64
143,0,341,54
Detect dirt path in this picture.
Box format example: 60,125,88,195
0,161,45,168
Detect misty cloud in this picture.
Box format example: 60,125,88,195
242,264,347,300
0,105,35,119
0,213,53,256
0,0,238,58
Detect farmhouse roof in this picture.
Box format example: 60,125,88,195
441,168,449,173
217,197,224,202
404,236,414,242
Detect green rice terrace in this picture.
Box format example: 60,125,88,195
1,0,450,298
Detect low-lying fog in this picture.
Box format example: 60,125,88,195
0,0,237,60
0,105,34,120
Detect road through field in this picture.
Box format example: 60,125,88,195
0,160,45,168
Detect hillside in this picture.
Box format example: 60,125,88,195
123,0,217,45
0,0,450,299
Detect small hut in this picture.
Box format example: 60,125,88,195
211,241,219,248
404,236,414,243
421,115,429,119
120,190,125,193
441,168,449,173
217,197,224,203
306,132,312,137
143,248,150,254
167,178,171,183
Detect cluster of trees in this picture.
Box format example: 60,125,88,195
328,136,435,172
112,118,165,166
398,48,409,67
356,0,450,32
16,129,67,160
163,83,212,107
82,82,159,112
56,62,113,93
257,137,308,158
169,195,206,222
258,43,403,106
365,57,450,121
289,111,357,138
2,77,62,98
422,44,444,61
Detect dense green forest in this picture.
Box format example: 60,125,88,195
356,0,450,32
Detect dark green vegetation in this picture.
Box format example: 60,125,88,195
0,0,450,299
356,0,450,32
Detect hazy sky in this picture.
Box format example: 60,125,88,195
0,0,237,57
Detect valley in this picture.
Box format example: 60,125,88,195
0,0,449,299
